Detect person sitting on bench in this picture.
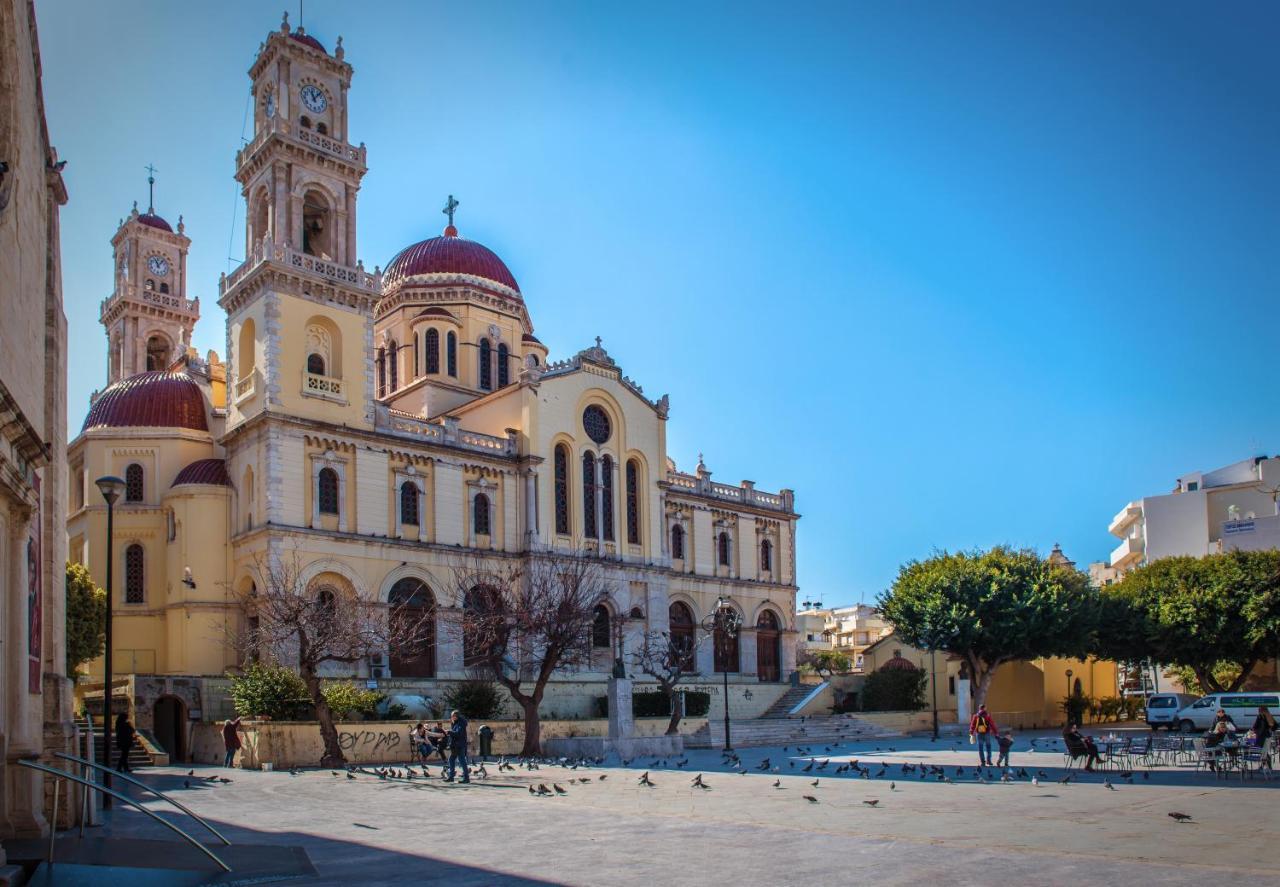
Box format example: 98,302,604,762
1062,723,1105,771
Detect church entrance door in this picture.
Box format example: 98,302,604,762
756,611,781,682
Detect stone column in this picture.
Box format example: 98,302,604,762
738,628,758,678
607,678,634,739
779,630,798,680
524,469,537,545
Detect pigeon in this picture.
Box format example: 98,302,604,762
537,784,552,796
553,784,567,795
889,782,896,791
638,772,655,787
811,779,819,788
691,774,706,788
803,795,819,803
598,774,608,781
346,772,356,780
529,785,537,795
331,771,340,777
218,777,232,784
862,799,879,807
1105,780,1117,791
773,779,781,788
187,770,195,777
1058,774,1073,785
1168,812,1192,823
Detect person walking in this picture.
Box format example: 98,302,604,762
1250,705,1274,748
114,713,136,772
969,704,999,767
444,710,470,784
222,716,243,768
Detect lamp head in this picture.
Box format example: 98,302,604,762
95,475,126,506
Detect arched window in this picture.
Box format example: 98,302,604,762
554,444,570,535
377,348,387,397
669,602,696,670
479,338,492,390
314,586,338,634
760,539,773,572
497,342,509,387
124,544,145,603
305,319,340,378
591,604,611,649
389,577,435,678
301,188,332,258
463,586,497,667
425,328,440,374
756,609,781,682
144,279,155,291
317,467,339,515
473,492,491,536
125,463,144,502
626,459,640,545
238,318,256,380
714,611,740,673
670,524,685,559
413,332,420,377
446,332,457,377
159,282,169,294
388,340,399,391
316,121,328,135
145,335,170,371
306,352,326,376
300,115,312,129
718,532,731,567
601,455,614,541
400,481,419,526
582,452,597,538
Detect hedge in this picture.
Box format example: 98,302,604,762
593,690,711,718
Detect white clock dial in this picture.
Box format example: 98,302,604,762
300,84,327,113
147,255,170,277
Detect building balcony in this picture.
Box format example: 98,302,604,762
1110,535,1144,569
301,371,345,403
1108,501,1142,537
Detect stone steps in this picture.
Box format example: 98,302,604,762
685,715,902,749
760,684,822,719
74,717,153,769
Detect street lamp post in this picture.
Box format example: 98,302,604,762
930,648,939,740
701,596,742,752
95,475,125,808
1065,668,1075,728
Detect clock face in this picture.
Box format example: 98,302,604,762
265,91,276,118
147,255,170,277
300,84,327,113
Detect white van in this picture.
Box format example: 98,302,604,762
1175,692,1280,733
1145,693,1197,730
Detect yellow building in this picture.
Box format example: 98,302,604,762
67,16,801,761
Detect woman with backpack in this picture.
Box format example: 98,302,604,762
969,705,999,767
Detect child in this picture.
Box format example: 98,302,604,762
996,730,1014,768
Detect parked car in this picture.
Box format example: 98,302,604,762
1144,693,1197,730
1175,692,1280,733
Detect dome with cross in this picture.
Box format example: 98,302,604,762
382,196,521,297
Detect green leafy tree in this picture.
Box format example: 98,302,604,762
1099,551,1280,693
878,546,1098,708
321,682,384,720
228,663,308,720
860,668,928,712
65,562,106,676
803,650,853,681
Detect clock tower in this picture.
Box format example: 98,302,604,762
99,183,199,384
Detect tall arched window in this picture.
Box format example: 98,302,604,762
238,318,256,381
463,586,497,667
756,609,781,682
425,328,440,374
718,532,731,567
591,604,611,649
625,459,640,545
670,524,685,559
554,444,570,535
497,342,510,387
377,348,387,397
317,467,339,515
582,452,597,538
125,544,145,603
669,602,696,670
473,492,491,536
601,455,615,541
389,577,435,678
145,335,170,371
388,340,399,391
446,332,457,377
760,539,773,572
479,338,492,390
306,352,326,375
125,463,144,503
400,481,419,526
302,188,333,258
413,332,420,377
314,586,338,635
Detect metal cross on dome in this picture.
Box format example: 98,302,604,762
145,163,158,213
442,194,459,227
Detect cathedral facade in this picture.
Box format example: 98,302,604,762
67,17,799,740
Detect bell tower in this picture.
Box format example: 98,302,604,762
99,169,199,384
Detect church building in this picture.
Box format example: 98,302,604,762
66,16,799,754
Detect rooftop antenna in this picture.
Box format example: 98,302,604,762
144,163,158,213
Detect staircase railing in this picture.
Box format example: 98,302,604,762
15,759,231,873
55,751,231,846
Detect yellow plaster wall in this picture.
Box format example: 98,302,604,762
272,293,369,428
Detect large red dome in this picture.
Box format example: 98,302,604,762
383,228,520,294
82,371,208,433
136,212,172,232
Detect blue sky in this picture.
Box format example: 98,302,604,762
38,1,1279,603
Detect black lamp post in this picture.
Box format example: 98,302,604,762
1065,668,1075,727
95,475,125,808
701,596,742,752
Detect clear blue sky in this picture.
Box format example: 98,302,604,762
38,1,1280,604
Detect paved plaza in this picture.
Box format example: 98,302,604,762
75,729,1280,885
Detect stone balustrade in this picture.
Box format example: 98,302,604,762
666,470,793,512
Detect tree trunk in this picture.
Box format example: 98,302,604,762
1227,660,1256,692
971,661,997,710
663,683,681,735
520,698,541,757
303,669,345,768
1194,665,1224,694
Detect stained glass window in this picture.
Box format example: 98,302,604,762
400,481,419,526
479,338,492,390
670,524,684,559
582,405,611,445
601,455,614,541
626,460,640,544
497,342,510,387
125,544,145,603
125,463,144,503
473,492,491,536
760,539,772,572
447,332,457,377
425,328,440,374
317,467,339,515
554,444,570,535
582,452,597,537
718,532,731,566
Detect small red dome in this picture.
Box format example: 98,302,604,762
880,654,919,672
136,212,172,232
288,31,326,53
384,229,520,294
82,371,208,433
172,458,232,488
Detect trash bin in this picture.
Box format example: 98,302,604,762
478,725,494,760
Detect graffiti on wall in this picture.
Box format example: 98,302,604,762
338,728,404,756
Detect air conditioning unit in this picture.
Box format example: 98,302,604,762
370,666,386,680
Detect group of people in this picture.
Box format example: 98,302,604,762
1203,705,1275,753
411,712,472,782
968,705,1016,768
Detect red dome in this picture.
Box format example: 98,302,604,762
172,458,231,488
82,372,208,433
880,654,919,672
136,212,172,232
384,229,520,294
288,31,326,53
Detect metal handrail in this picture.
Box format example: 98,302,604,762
55,752,231,846
16,760,231,873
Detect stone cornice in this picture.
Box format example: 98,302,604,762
375,283,530,333
219,255,378,315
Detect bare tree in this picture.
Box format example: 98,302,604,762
228,549,431,768
630,628,701,735
450,550,607,756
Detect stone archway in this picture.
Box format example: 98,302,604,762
153,695,188,762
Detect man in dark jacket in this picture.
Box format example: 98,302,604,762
444,710,470,783
115,713,136,772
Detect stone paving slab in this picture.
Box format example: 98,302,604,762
88,730,1280,886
